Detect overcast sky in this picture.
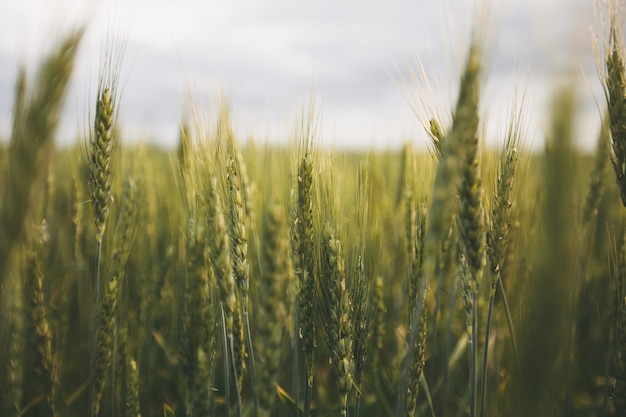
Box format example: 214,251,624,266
0,0,605,150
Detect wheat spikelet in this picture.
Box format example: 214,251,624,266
86,61,121,417
405,303,427,417
90,178,139,417
231,296,245,395
113,323,128,417
454,42,484,417
320,223,354,417
351,256,369,384
371,275,387,356
223,123,260,414
89,87,115,244
207,177,236,334
205,175,242,413
487,121,521,276
226,154,249,298
24,251,57,416
291,145,317,415
91,274,118,417
126,358,141,417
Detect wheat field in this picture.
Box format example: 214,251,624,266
2,4,626,417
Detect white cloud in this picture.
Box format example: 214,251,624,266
0,0,608,150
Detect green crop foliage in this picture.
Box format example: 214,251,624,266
4,5,626,417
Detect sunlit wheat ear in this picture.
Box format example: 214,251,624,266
226,154,249,298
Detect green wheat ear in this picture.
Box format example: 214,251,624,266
604,5,626,207
91,178,139,417
291,132,317,417
0,31,83,417
0,29,83,276
24,251,57,416
320,223,354,417
86,34,125,417
89,86,115,244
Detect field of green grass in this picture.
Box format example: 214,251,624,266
3,5,626,417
